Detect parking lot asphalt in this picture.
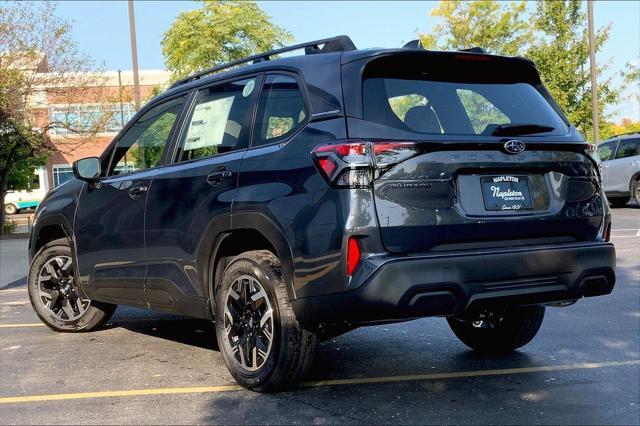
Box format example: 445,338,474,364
1,206,638,425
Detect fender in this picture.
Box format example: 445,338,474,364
231,212,296,300
202,211,296,311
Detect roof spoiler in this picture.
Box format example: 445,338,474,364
170,35,357,89
402,40,487,54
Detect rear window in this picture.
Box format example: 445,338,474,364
362,58,569,137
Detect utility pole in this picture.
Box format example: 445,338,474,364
128,0,141,110
117,70,125,127
587,0,599,144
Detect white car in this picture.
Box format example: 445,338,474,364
597,133,640,207
3,169,47,214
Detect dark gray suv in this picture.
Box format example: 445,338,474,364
28,36,616,391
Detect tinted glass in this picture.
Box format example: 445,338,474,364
614,139,640,159
363,77,568,137
597,141,616,161
109,97,185,176
177,78,257,162
253,75,306,147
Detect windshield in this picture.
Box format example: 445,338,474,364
362,77,569,137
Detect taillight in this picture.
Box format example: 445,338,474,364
346,236,361,276
312,140,418,187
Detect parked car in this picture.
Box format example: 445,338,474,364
4,168,47,215
597,132,640,207
28,36,616,392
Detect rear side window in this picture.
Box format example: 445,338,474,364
362,56,568,137
614,139,640,159
252,75,306,147
597,141,616,161
176,78,257,162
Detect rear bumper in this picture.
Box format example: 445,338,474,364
292,242,616,325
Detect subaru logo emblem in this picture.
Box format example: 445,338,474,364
504,140,525,154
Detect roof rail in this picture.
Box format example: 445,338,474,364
608,130,640,139
458,47,487,54
170,35,357,89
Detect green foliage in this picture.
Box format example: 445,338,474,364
457,90,510,133
527,0,617,140
162,0,293,80
418,0,619,140
2,220,18,235
388,95,427,121
601,120,640,140
418,0,531,55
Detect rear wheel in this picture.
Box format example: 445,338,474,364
609,196,630,208
447,306,545,353
4,203,18,215
28,238,116,332
215,250,317,392
633,179,640,206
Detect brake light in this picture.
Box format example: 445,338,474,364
346,236,361,276
312,140,418,187
604,221,612,242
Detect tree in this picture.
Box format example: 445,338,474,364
0,1,110,233
527,0,617,140
418,0,618,141
418,1,531,55
162,0,293,80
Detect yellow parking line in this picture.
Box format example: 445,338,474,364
0,323,44,328
0,359,637,404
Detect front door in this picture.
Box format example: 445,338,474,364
144,77,260,315
74,96,187,306
607,138,640,192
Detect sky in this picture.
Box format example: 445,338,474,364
56,0,639,121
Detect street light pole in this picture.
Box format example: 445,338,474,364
587,0,600,144
128,0,141,111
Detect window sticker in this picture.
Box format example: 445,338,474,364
183,96,235,150
242,79,255,98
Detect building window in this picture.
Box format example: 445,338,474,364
53,165,74,187
49,103,136,136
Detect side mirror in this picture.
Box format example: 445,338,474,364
73,157,101,182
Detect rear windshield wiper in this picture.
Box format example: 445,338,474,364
490,123,556,136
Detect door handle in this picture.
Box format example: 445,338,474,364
207,170,232,186
128,185,148,200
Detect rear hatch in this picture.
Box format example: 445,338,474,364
342,51,604,253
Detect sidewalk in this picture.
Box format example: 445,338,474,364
0,237,29,289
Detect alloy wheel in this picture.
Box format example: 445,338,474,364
37,256,90,321
224,275,274,371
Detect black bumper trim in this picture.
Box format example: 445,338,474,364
292,242,616,325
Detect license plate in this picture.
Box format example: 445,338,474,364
481,175,533,211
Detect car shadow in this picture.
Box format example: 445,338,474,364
105,306,219,351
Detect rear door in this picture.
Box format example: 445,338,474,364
345,53,603,253
143,76,260,314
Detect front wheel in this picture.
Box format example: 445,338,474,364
215,250,317,392
28,238,116,332
633,179,640,206
4,203,18,215
447,306,545,353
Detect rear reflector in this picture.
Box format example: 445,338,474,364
346,236,361,276
604,221,611,242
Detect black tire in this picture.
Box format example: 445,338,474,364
215,250,317,392
447,306,545,353
28,238,116,332
609,196,630,208
4,203,18,215
633,179,640,206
